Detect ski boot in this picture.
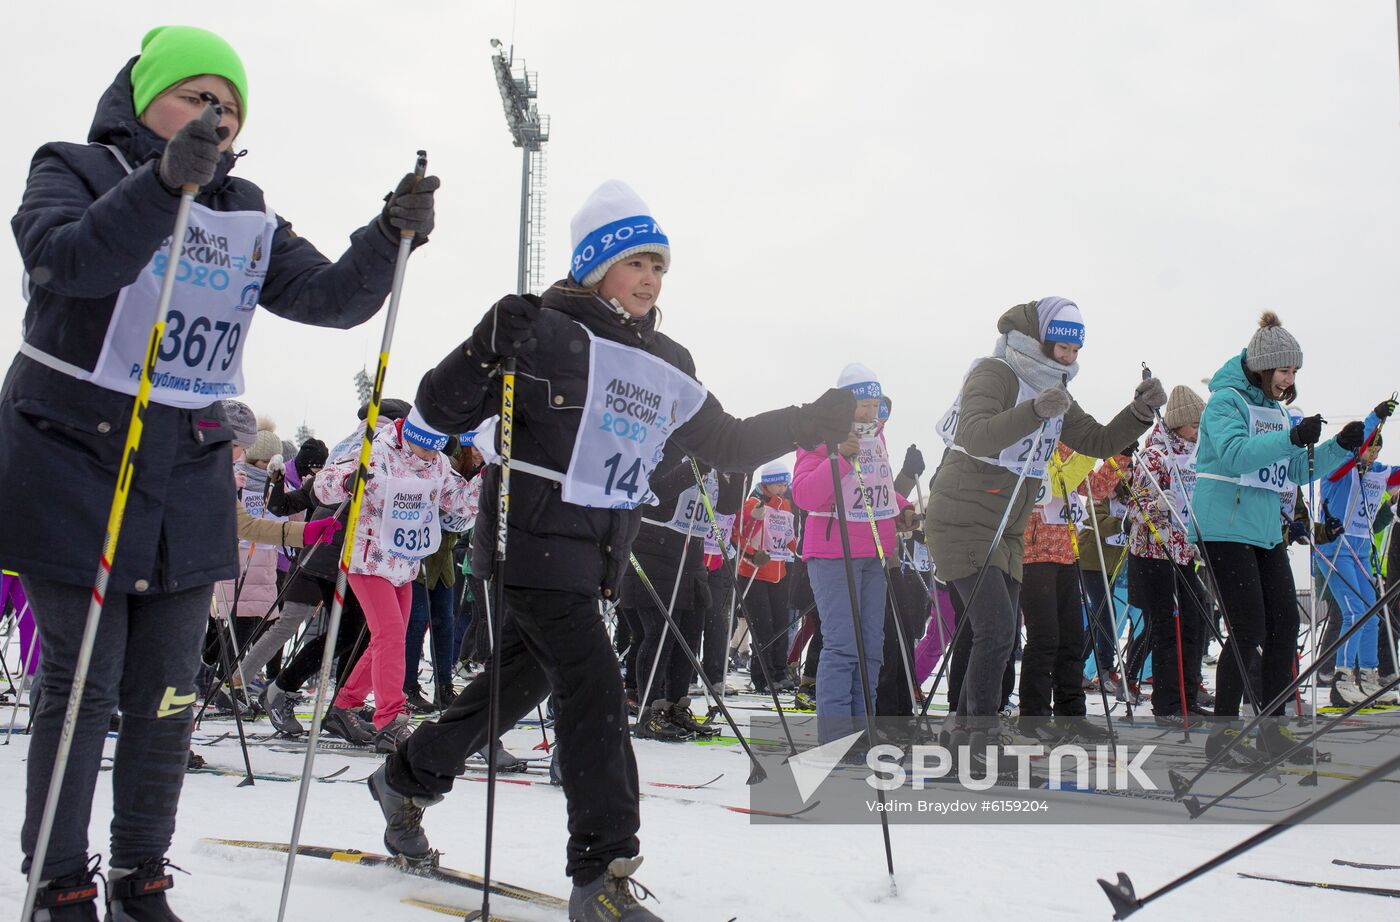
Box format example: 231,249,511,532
1357,668,1383,700
185,751,205,772
1101,671,1123,698
1330,668,1367,707
260,684,304,737
633,701,694,742
792,678,817,711
1256,718,1328,765
568,856,662,922
1204,725,1265,769
1194,683,1216,708
323,706,374,746
368,764,442,861
666,697,721,737
435,682,456,710
30,856,101,921
374,714,416,754
476,739,527,772
402,686,437,716
105,858,183,922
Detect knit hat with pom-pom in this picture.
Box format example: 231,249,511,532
245,416,282,462
1246,311,1302,372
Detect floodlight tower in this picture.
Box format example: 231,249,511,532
490,39,551,295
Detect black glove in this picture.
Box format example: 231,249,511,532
1289,414,1323,447
900,444,925,479
469,294,542,362
1320,501,1345,543
794,388,856,451
1336,420,1367,452
749,550,773,567
1376,398,1398,421
1287,519,1309,545
158,116,228,192
379,172,440,241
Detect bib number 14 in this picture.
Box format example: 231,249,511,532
603,453,644,500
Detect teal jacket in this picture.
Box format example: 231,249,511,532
1192,350,1348,549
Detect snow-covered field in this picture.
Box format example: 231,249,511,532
2,691,1398,922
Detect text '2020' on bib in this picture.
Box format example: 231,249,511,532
562,328,707,510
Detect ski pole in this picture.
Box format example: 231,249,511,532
689,461,798,757
5,604,38,744
1080,488,1131,698
638,485,704,712
275,150,426,922
629,554,767,783
917,413,1052,721
1168,575,1400,800
19,98,225,922
849,452,930,734
211,583,256,787
1184,669,1400,820
825,443,897,895
1099,748,1400,919
474,344,515,922
1050,459,1118,739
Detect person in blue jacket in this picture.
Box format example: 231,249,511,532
1314,400,1400,707
1192,312,1364,760
3,26,438,921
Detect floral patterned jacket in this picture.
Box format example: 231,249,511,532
1128,422,1196,565
315,419,475,587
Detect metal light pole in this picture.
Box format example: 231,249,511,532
491,39,550,295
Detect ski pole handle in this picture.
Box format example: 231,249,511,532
398,149,429,241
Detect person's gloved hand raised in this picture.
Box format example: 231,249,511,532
900,444,925,480
303,516,343,546
1032,385,1072,421
158,115,228,192
1131,377,1168,423
1336,420,1367,452
794,388,857,450
470,294,542,363
1376,398,1398,420
1289,414,1324,447
379,173,441,241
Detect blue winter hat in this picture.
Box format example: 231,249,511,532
836,362,882,401
759,461,791,485
402,406,448,452
569,180,670,288
458,431,478,446
1037,296,1085,347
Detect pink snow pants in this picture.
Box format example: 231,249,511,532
333,574,410,729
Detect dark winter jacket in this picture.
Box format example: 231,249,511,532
0,60,403,592
926,302,1150,584
424,281,805,600
621,449,711,613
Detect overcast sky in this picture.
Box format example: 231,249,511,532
5,1,1400,481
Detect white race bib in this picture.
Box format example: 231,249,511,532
1234,404,1295,497
704,514,735,557
937,359,1064,478
561,328,708,510
842,438,898,522
910,540,932,572
665,469,718,536
1345,469,1390,539
238,483,283,549
763,508,795,562
88,197,274,408
379,478,442,560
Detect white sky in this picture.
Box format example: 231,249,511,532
5,1,1400,477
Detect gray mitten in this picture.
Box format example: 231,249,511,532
1132,377,1168,422
1033,386,1072,420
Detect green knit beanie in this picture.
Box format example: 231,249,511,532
130,26,248,122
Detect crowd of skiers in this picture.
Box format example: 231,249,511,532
5,22,1400,922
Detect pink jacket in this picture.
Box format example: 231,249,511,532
792,437,911,560
316,421,475,587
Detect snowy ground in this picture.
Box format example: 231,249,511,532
2,682,1399,922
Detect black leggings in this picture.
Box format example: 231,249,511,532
1204,541,1297,718
1018,562,1087,717
274,584,368,694
1130,554,1207,715
621,604,703,704
742,577,790,692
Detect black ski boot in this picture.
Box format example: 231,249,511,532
30,856,101,921
323,706,374,746
666,697,720,737
403,686,437,715
259,684,304,737
1257,718,1328,765
368,764,441,861
633,701,694,742
105,858,182,921
1204,724,1265,769
568,856,662,921
476,739,527,772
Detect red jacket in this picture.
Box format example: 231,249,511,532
737,494,798,583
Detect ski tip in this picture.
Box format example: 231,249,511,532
1098,872,1140,919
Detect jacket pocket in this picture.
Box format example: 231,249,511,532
11,394,125,466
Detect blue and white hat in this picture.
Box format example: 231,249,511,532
402,406,449,452
837,362,882,401
1037,296,1085,347
759,461,791,486
569,180,671,288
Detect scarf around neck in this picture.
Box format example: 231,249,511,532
993,328,1080,392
